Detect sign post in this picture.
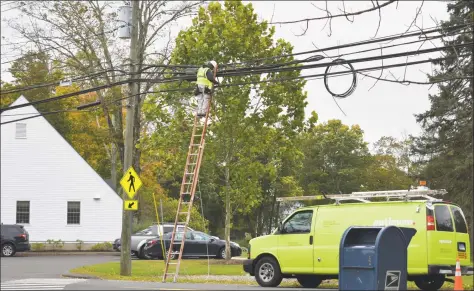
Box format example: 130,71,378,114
119,165,142,275
120,166,142,212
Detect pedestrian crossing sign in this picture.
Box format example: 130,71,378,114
120,166,142,199
124,200,138,211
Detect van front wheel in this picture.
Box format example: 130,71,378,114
296,275,322,288
255,257,283,287
414,275,445,291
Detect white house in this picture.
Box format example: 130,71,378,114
1,96,123,244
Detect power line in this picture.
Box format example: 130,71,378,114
2,41,471,114
0,64,201,95
2,23,468,95
0,108,97,125
217,23,472,67
156,41,474,81
2,53,466,125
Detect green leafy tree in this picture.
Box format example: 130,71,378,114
299,119,370,195
373,135,422,178
1,51,68,132
361,155,414,191
146,0,307,259
413,0,473,241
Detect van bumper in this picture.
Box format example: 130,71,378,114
428,265,474,276
243,259,254,276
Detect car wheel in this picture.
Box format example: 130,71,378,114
138,246,151,260
219,247,226,259
296,275,322,288
414,275,445,291
2,243,16,257
165,250,176,260
255,256,283,287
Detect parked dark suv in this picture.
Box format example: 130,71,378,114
1,224,30,257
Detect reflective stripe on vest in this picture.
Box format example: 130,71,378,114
196,67,213,89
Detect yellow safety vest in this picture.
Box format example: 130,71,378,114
196,67,213,90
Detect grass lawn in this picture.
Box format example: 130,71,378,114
70,260,473,290
70,259,246,279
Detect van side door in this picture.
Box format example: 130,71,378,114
277,209,315,274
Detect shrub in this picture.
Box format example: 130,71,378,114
76,239,84,251
31,243,45,251
91,242,113,251
46,239,64,251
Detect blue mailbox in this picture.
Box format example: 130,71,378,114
339,226,417,291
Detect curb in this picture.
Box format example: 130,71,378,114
62,273,101,280
17,252,120,257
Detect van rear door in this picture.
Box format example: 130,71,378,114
449,205,471,265
427,203,457,267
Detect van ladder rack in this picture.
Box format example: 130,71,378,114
276,189,448,205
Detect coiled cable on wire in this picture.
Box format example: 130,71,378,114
324,58,357,98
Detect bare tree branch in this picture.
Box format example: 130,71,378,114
368,44,384,90
384,0,425,44
373,0,382,38
271,0,396,37
338,0,354,23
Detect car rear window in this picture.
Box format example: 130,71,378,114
163,226,173,234
451,206,468,233
434,205,454,232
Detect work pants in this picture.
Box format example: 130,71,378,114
196,85,211,117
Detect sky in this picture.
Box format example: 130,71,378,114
0,1,451,147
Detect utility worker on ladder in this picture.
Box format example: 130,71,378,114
195,60,219,117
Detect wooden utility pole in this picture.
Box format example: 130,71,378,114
120,0,139,276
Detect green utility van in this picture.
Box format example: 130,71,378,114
243,191,472,290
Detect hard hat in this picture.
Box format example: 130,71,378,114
208,60,218,69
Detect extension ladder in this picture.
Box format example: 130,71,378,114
162,96,212,283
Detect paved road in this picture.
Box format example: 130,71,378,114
0,254,332,290
0,254,119,281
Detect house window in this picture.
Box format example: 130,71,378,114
15,123,27,139
16,201,30,224
67,202,80,225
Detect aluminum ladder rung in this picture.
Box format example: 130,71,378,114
178,212,188,215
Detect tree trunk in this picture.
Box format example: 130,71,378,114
257,203,265,236
268,190,277,233
110,143,117,192
224,165,232,260
255,210,260,237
